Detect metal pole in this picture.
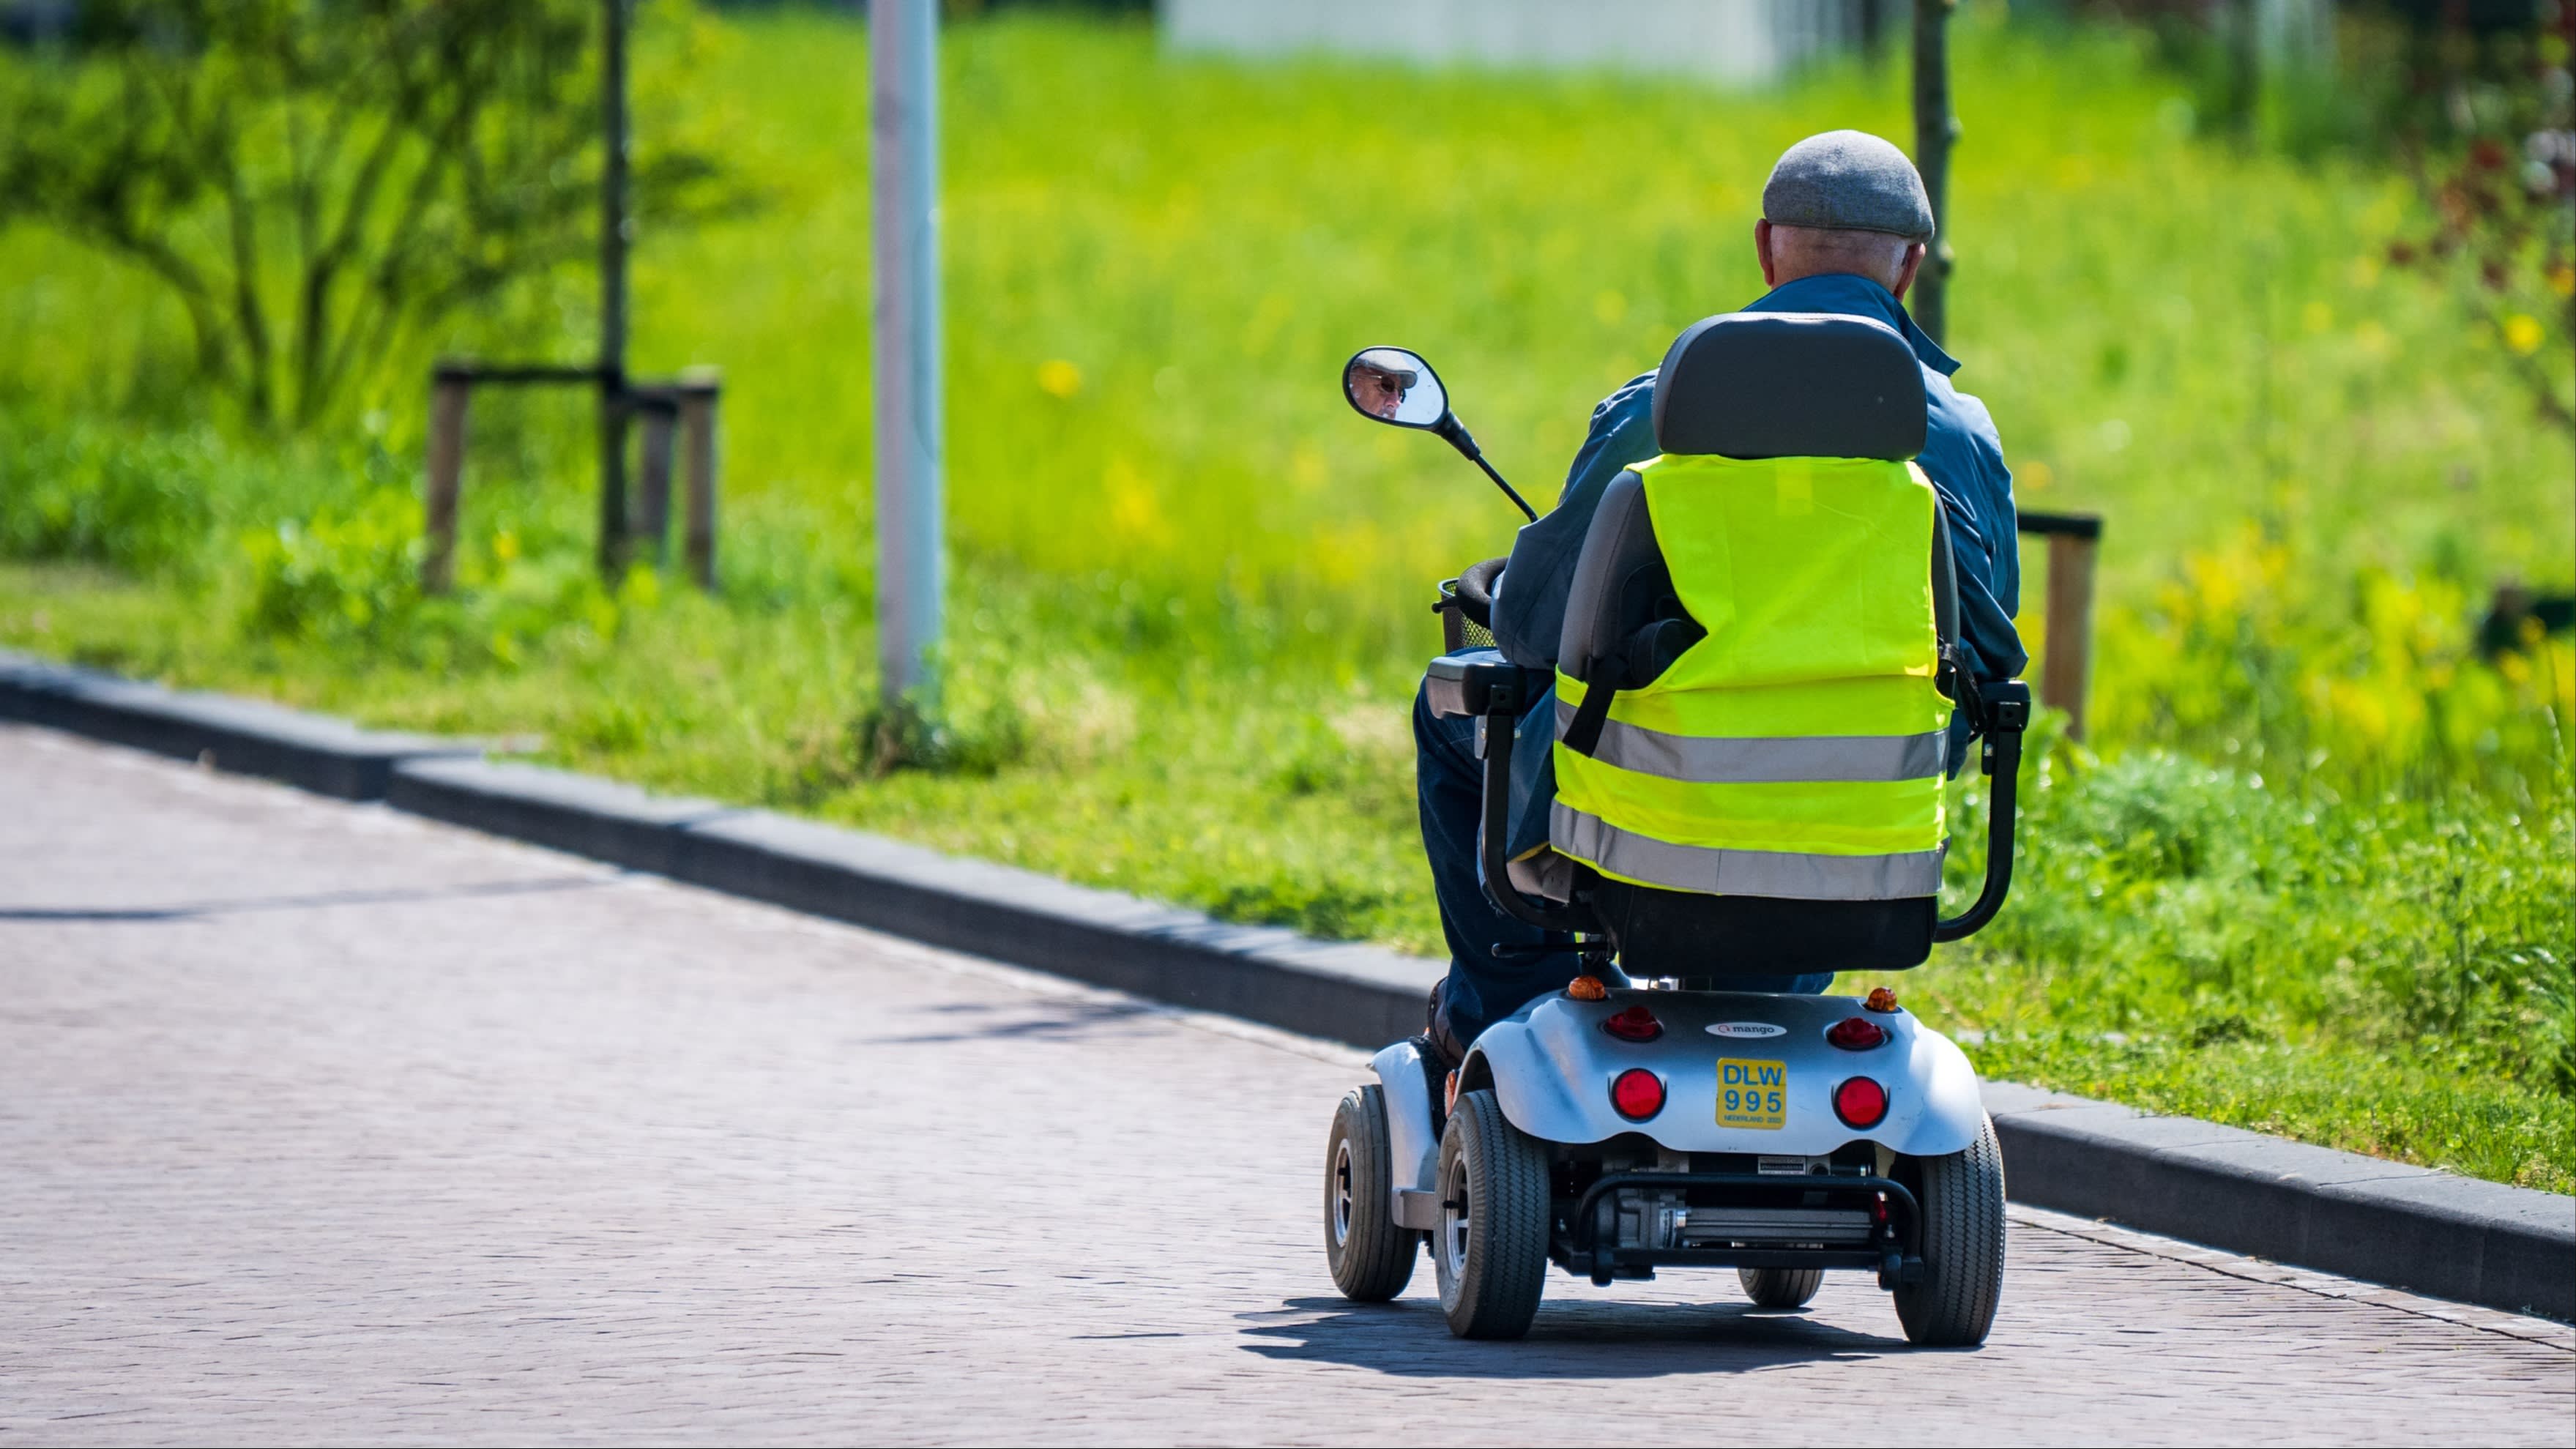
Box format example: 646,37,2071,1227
597,0,632,581
1910,0,1957,346
871,0,944,704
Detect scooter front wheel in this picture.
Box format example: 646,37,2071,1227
1434,1088,1549,1339
1325,1085,1417,1301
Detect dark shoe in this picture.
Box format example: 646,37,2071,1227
1423,983,1467,1073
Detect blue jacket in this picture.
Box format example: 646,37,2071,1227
1491,272,2028,692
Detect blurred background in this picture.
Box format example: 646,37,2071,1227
0,0,2568,1188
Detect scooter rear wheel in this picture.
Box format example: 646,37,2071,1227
1325,1085,1418,1301
1434,1089,1550,1339
1894,1112,2008,1346
1738,1265,1825,1309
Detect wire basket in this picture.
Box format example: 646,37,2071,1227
1435,557,1507,652
1438,578,1497,652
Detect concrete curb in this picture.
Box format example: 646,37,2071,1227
4,649,2569,1322
1985,1084,2571,1320
0,652,474,800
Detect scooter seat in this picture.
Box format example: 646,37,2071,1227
1589,876,1935,980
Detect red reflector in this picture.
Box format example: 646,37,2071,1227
1603,1005,1663,1042
1610,1068,1666,1120
1834,1076,1889,1128
1825,1016,1888,1051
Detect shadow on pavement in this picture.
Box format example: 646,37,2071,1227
862,997,1165,1046
1239,1295,1902,1376
0,876,607,923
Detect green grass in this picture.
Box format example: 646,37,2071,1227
1,7,2569,1191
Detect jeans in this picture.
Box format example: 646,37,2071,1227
1412,668,1834,1053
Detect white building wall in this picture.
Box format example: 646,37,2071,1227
1159,0,1874,87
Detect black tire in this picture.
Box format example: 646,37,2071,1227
1325,1085,1417,1302
1894,1112,2007,1346
1738,1265,1825,1309
1433,1088,1551,1339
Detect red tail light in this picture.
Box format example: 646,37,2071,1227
1603,1005,1663,1042
1825,1016,1888,1051
1833,1076,1889,1128
1610,1068,1666,1120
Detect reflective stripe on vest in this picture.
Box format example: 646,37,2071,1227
1552,696,1946,783
1553,801,1946,901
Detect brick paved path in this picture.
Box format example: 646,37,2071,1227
2,724,2568,1445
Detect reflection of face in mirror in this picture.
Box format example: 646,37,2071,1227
1350,362,1413,420
1344,347,1448,428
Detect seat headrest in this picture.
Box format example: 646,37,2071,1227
1650,311,1927,461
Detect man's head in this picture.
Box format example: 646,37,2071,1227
1755,130,1933,300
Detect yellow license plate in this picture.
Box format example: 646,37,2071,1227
1716,1059,1789,1130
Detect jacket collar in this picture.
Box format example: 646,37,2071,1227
1745,273,1960,378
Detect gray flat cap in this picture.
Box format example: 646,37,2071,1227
1762,130,1935,242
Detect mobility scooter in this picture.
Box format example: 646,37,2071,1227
1325,314,2030,1345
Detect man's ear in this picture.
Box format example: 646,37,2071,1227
1755,219,1779,288
1891,241,1927,302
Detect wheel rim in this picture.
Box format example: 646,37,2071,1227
1330,1139,1355,1248
1441,1155,1471,1278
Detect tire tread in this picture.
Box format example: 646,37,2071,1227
1325,1085,1418,1302
1436,1089,1550,1339
1738,1265,1825,1309
1894,1112,2007,1346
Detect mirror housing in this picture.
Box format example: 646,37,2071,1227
1336,345,1537,521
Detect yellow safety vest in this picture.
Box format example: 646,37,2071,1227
1551,453,1951,901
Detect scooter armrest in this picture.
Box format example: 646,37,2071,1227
1978,679,2031,741
1935,679,2031,944
1426,649,1544,719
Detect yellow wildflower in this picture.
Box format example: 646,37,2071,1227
2502,315,2545,355
1036,359,1083,398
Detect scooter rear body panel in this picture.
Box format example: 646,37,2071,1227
1380,988,1983,1169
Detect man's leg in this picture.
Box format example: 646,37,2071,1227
1414,676,1578,1062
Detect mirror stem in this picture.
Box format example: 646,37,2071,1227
1437,415,1538,521
1474,454,1538,523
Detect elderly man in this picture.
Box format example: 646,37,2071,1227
1412,130,2029,1066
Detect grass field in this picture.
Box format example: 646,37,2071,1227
1,7,2569,1189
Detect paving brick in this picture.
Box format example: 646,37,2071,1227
1,724,2568,1445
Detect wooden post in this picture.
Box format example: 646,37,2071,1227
2017,510,2104,741
679,368,720,589
634,399,675,564
2042,532,2099,741
1910,0,1957,346
422,364,472,595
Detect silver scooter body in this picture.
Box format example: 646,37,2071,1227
1371,987,1981,1227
